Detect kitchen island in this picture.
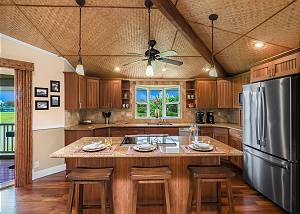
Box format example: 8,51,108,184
51,136,242,214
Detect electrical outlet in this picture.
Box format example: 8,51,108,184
33,161,39,169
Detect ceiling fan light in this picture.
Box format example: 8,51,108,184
208,66,218,77
146,64,154,77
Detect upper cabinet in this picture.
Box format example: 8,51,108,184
217,79,232,108
231,73,250,108
86,78,99,109
78,76,87,109
100,80,121,109
196,80,217,108
64,72,79,110
250,49,300,83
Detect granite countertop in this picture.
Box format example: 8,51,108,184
65,123,242,131
50,136,243,158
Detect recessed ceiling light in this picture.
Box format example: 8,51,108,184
114,67,120,71
254,41,264,48
162,68,167,72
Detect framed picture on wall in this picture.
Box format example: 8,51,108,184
34,87,48,97
35,100,49,110
50,80,60,92
50,95,60,107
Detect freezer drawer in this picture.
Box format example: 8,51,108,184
244,147,299,213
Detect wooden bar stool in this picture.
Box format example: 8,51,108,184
130,167,172,214
66,167,114,214
187,166,235,214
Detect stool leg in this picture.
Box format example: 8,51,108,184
132,181,138,214
163,180,171,214
78,184,84,214
67,182,75,214
226,179,234,214
101,181,107,214
196,179,201,214
109,180,114,214
217,182,222,214
186,176,194,214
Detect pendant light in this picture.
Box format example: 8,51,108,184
208,14,218,77
145,0,154,77
75,0,85,75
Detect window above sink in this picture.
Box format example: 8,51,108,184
135,85,181,119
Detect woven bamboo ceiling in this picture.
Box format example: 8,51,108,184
0,0,299,78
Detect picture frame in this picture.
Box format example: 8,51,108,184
34,87,48,97
50,95,60,107
50,80,60,92
35,100,49,110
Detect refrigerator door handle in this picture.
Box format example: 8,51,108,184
244,148,289,170
261,87,266,147
257,89,262,145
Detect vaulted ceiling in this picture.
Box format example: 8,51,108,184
0,0,299,78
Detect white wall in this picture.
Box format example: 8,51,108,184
0,34,74,174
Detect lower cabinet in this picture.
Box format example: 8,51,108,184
94,128,109,137
199,127,213,138
110,127,145,137
65,130,94,171
229,129,243,169
145,127,179,136
212,128,229,160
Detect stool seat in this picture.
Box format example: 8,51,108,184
67,167,113,181
130,167,172,180
189,166,235,179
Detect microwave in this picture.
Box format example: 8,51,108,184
238,92,243,106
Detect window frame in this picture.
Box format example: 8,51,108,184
135,85,181,119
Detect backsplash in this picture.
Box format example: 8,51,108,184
65,80,241,126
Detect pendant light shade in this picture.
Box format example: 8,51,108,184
208,14,218,77
76,56,84,76
146,61,154,77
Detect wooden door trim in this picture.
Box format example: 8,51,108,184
0,57,34,187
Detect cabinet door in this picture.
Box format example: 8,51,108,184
196,80,217,108
86,78,99,109
213,128,229,145
250,63,272,83
272,52,300,78
111,80,121,109
64,72,79,110
100,80,111,108
200,127,213,138
229,129,243,169
78,76,87,109
65,130,93,171
217,79,232,108
94,128,109,137
232,74,250,108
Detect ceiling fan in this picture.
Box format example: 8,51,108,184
122,0,183,76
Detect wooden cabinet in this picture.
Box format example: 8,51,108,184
250,49,300,83
145,127,179,136
229,129,243,169
199,127,213,138
86,78,99,109
64,72,79,110
196,80,217,108
94,128,109,137
65,130,93,170
217,79,232,108
78,76,87,109
231,73,250,108
110,127,145,137
100,80,121,109
213,128,228,145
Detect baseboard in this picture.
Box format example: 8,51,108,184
32,164,66,180
0,180,14,189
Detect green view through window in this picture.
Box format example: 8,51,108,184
135,85,180,119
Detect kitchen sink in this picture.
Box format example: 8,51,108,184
148,123,173,125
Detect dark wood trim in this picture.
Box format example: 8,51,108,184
152,0,226,77
0,57,34,71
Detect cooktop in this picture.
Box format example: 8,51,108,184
121,134,178,146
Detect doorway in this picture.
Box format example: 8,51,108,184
0,68,15,189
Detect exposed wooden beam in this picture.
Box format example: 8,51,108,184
152,0,226,77
0,57,34,71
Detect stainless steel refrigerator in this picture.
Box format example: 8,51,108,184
243,75,299,214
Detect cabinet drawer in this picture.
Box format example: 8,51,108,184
145,127,179,136
94,128,109,137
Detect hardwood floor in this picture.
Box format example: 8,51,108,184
0,167,286,214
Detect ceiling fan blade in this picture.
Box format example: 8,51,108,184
122,59,147,66
126,52,144,57
157,57,183,66
157,50,178,57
